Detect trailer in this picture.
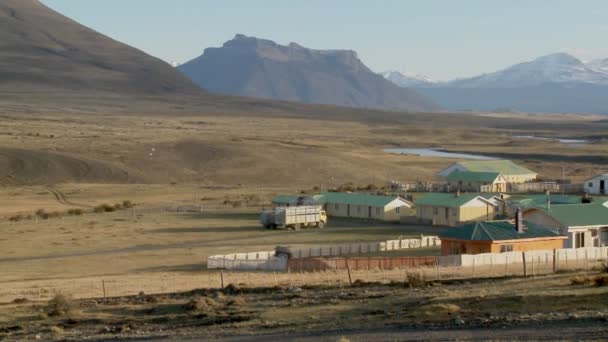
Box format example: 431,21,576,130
260,205,327,230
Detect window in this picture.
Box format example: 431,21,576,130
444,208,449,219
334,204,339,210
433,208,438,215
588,182,593,188
395,207,400,214
452,208,457,216
357,206,361,214
376,208,381,215
575,232,585,248
500,245,513,253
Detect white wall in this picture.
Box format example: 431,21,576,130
585,174,608,195
439,247,608,267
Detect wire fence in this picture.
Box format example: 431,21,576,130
1,252,605,304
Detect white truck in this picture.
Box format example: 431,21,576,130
260,205,327,230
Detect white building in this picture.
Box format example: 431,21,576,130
584,173,608,195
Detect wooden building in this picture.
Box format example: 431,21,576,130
584,173,608,195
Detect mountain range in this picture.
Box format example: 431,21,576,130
0,0,201,95
383,53,608,114
178,35,440,112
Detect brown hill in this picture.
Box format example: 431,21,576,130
0,0,201,95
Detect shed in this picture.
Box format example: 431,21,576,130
584,173,608,195
439,220,566,255
323,192,413,222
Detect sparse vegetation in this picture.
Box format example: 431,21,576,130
44,294,76,317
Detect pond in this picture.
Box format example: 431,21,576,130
384,148,497,160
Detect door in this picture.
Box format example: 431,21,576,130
601,180,606,194
347,204,351,216
368,206,372,218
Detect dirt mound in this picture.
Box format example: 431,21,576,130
0,148,132,185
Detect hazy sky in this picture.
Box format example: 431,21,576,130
42,0,608,80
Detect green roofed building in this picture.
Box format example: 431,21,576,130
439,220,566,255
523,203,608,248
272,192,413,222
446,171,507,193
439,160,537,184
415,192,497,227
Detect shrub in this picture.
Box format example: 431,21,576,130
231,200,242,208
67,209,83,216
114,203,123,210
570,276,592,286
226,297,247,307
122,200,134,208
9,215,24,222
593,275,608,287
93,205,105,213
407,272,427,288
45,294,75,317
94,204,115,213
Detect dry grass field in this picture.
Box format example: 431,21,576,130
0,106,607,339
1,271,607,340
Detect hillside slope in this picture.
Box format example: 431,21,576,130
178,34,440,112
0,0,201,95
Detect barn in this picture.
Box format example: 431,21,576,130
584,173,608,195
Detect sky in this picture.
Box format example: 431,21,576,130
41,0,608,81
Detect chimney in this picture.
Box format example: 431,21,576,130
455,189,461,198
515,208,525,233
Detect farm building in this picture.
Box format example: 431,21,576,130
322,192,413,222
523,203,608,248
439,160,537,184
446,171,507,193
439,217,567,255
584,173,608,195
415,192,497,227
272,192,413,222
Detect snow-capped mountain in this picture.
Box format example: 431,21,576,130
588,58,608,73
448,53,608,88
380,70,439,87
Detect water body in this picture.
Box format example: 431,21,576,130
513,135,589,145
384,148,497,160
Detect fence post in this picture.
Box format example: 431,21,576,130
522,252,527,277
553,249,557,273
102,279,106,298
220,270,224,289
504,255,508,277
435,260,440,281
346,260,353,286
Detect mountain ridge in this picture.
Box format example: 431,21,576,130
178,34,440,112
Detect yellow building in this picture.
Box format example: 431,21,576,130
446,172,508,193
271,192,413,222
416,193,497,227
439,160,537,184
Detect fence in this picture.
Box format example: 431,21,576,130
287,256,439,271
440,247,608,269
207,236,441,270
207,251,286,271
3,248,605,304
508,182,584,194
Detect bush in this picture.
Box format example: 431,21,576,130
593,275,608,287
67,209,83,216
45,294,76,317
122,200,134,208
9,215,24,222
231,201,242,208
570,276,592,286
114,203,123,210
407,272,427,288
94,204,115,213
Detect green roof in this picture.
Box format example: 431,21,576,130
532,204,608,227
272,192,408,207
321,192,407,207
456,160,536,176
415,193,491,208
512,194,583,209
440,220,564,241
446,171,501,183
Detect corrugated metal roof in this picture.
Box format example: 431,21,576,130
532,204,608,227
446,171,501,183
512,194,583,209
440,220,564,241
456,160,536,176
416,193,491,208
